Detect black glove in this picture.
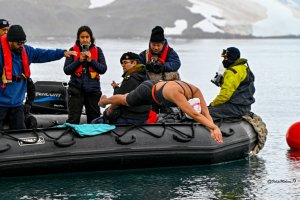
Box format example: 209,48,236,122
25,114,38,129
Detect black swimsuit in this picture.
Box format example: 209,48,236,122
126,80,194,107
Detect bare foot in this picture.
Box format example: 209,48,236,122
98,95,107,108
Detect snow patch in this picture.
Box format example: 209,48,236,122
252,0,300,36
186,0,225,33
89,0,115,9
165,20,188,35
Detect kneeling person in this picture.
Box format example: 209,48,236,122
93,52,150,124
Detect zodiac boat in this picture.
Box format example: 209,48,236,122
0,115,257,176
0,81,258,176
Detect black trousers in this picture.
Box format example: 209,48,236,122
67,86,101,124
0,106,26,130
208,103,251,120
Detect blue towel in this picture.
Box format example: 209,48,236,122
57,123,116,136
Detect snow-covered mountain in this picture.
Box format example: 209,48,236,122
89,0,300,37
1,0,299,38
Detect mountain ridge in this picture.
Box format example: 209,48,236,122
1,0,299,39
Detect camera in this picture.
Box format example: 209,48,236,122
146,61,164,73
81,44,90,52
211,72,223,87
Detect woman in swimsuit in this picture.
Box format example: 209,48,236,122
99,80,223,144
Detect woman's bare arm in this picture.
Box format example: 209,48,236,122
98,94,129,108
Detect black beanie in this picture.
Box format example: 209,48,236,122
7,25,26,42
0,19,9,29
150,26,165,43
120,52,140,63
225,47,240,63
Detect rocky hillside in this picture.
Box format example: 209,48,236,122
1,0,299,39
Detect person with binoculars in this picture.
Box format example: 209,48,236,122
139,26,181,81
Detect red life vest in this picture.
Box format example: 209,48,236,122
1,34,30,88
73,44,99,79
146,43,170,64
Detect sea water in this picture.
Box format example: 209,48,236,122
0,39,299,199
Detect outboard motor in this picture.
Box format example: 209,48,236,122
31,81,68,114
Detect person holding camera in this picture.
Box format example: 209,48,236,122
208,47,255,120
92,52,150,125
139,26,181,81
64,26,107,124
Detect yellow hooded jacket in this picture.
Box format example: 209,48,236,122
211,58,249,106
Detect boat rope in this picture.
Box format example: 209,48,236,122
41,128,76,147
242,112,268,156
0,128,40,144
110,123,196,145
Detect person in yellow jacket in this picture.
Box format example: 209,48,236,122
208,47,255,119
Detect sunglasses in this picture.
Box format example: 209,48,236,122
17,40,26,46
221,49,228,57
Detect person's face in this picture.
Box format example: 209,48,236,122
79,31,91,45
0,27,9,36
9,41,26,54
150,42,164,53
121,59,136,72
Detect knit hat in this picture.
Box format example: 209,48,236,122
0,19,9,29
222,47,240,63
7,25,26,42
150,26,165,43
120,52,140,63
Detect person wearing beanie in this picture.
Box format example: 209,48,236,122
0,24,76,130
208,47,256,119
139,25,181,81
0,19,10,36
64,25,107,124
92,52,150,125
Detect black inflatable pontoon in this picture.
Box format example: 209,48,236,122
0,117,257,176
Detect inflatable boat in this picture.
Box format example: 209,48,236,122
0,81,260,176
0,117,257,177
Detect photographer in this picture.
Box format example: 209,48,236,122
140,26,181,81
64,26,107,124
208,47,255,120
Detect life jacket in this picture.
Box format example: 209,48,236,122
229,64,255,106
146,43,170,63
73,44,99,79
0,34,30,88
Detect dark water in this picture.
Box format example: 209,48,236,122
1,39,300,199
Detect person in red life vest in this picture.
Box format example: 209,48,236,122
0,21,37,129
0,19,9,36
92,52,150,125
0,25,76,130
64,26,107,124
98,80,223,144
139,26,181,81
